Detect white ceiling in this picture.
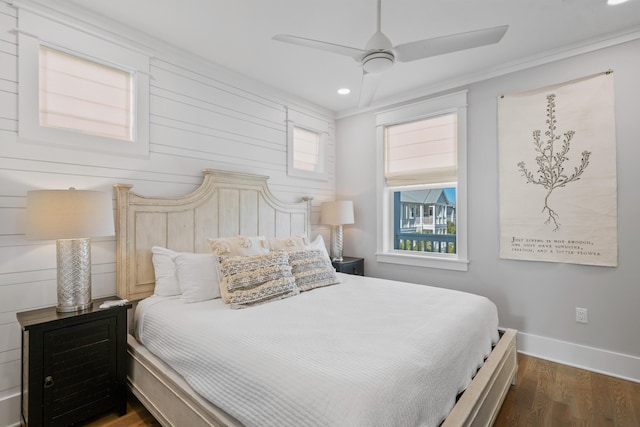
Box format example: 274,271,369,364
60,0,640,115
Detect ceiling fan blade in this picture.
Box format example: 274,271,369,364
394,25,508,63
358,71,383,108
273,34,365,61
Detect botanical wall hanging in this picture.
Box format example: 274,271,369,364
498,72,617,266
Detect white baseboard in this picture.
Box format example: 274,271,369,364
517,331,640,383
0,389,21,427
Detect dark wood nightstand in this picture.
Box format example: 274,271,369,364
332,257,364,276
17,296,131,427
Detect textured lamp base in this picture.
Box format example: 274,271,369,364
56,238,93,312
330,224,344,262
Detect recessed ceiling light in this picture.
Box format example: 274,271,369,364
607,0,629,5
337,88,351,95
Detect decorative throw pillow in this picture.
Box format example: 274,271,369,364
268,234,308,251
218,251,299,309
288,249,340,292
174,253,221,303
208,236,270,257
151,246,181,296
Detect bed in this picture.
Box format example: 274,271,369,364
114,169,517,427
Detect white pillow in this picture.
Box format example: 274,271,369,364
151,246,181,296
174,253,221,303
308,235,331,263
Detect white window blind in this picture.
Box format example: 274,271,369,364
293,126,321,172
39,45,133,141
286,107,328,180
384,113,457,187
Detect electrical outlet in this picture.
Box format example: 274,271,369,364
576,307,588,323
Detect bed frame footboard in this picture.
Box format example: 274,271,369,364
442,328,518,427
127,329,517,427
127,335,241,427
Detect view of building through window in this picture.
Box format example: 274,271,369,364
393,187,457,254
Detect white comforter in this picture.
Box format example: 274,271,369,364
135,273,499,427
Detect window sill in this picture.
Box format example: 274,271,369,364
375,251,469,272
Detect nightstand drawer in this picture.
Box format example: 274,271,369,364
332,257,364,276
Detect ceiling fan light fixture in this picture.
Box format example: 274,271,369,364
362,51,395,74
273,0,509,107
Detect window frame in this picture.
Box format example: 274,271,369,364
17,8,150,157
286,107,329,181
375,91,469,271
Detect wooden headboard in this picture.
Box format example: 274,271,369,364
114,169,312,301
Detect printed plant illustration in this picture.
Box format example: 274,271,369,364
517,94,591,231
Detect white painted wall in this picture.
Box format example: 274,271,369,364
336,38,640,382
0,2,336,425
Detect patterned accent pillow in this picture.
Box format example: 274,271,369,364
288,249,339,292
208,236,270,257
218,251,299,308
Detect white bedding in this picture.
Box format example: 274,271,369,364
135,273,499,427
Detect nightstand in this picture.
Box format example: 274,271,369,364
17,296,131,427
332,257,364,276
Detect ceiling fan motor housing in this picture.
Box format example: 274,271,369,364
272,0,508,106
362,51,395,74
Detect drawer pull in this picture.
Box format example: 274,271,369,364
44,376,54,388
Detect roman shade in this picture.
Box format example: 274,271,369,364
384,113,457,187
39,45,133,142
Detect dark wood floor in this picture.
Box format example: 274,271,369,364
495,353,640,427
84,353,640,427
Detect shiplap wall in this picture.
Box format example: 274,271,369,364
0,2,335,425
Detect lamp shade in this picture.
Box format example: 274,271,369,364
320,200,354,225
26,189,115,240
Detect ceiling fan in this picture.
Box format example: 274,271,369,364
273,0,508,107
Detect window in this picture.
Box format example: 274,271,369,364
17,8,150,156
292,126,322,172
375,91,468,271
287,107,328,180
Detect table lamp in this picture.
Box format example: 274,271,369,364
320,200,354,262
26,188,115,312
